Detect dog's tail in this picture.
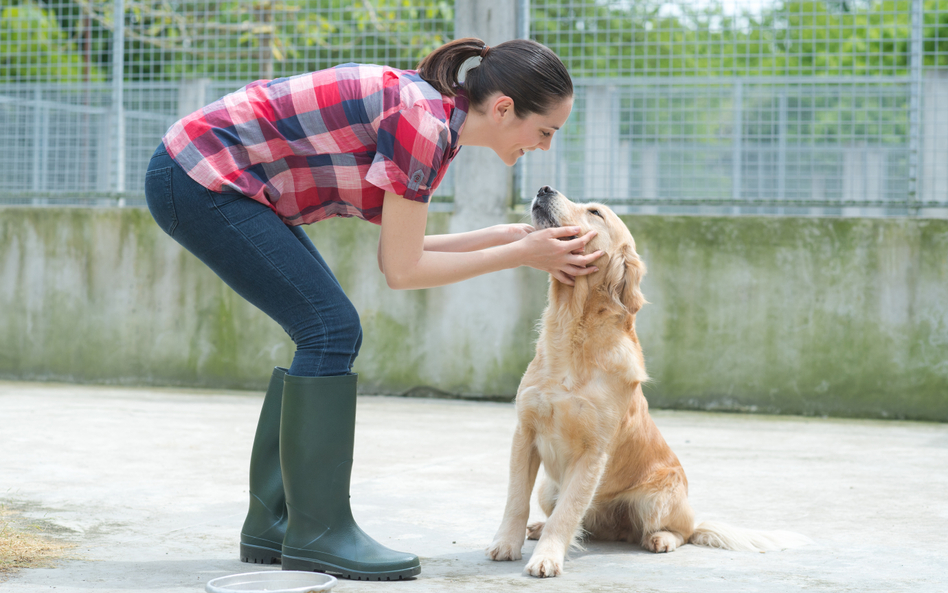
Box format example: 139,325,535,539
689,521,812,552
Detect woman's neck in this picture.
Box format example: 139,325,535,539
457,107,490,147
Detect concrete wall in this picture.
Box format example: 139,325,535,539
1,207,946,421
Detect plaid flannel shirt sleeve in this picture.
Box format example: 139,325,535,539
365,105,451,203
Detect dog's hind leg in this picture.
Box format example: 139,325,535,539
526,521,544,540
487,423,541,562
537,475,558,516
629,469,695,554
527,476,558,540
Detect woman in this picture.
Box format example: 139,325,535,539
144,37,602,581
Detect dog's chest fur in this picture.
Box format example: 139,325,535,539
518,371,628,484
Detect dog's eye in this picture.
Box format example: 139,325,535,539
588,209,603,218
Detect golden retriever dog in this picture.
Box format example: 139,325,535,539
487,186,810,578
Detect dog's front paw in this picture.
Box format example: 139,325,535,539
486,539,522,561
526,521,545,540
524,553,563,578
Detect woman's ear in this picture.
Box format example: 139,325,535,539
491,95,515,122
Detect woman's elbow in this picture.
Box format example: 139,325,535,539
381,255,423,289
383,269,412,290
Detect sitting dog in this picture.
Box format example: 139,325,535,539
487,186,809,578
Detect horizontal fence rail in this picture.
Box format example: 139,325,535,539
0,0,946,217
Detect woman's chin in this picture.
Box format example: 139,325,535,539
491,147,522,167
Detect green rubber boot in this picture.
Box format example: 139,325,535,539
279,373,421,580
239,367,288,564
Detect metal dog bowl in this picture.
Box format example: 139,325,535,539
206,570,336,593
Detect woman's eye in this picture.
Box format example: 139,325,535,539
541,131,551,138
589,209,603,218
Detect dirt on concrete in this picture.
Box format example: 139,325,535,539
0,502,75,579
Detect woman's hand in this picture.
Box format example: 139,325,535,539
514,226,603,286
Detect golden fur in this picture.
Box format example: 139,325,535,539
487,189,809,578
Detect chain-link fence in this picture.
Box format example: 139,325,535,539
1,0,946,216
0,0,454,205
525,0,948,216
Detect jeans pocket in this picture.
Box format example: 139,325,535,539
145,167,178,236
210,189,269,226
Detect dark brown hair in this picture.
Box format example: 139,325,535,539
417,37,573,118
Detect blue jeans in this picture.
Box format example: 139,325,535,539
144,144,362,377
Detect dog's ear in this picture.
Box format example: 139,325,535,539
606,243,646,314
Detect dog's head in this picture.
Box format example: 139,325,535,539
531,186,646,315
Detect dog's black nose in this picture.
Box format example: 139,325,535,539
537,185,555,197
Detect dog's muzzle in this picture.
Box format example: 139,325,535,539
532,186,558,229
532,186,576,240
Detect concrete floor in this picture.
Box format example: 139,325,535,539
1,380,947,593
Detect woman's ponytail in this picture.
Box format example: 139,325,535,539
418,38,572,118
416,37,487,97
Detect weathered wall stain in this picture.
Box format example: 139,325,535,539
1,208,945,420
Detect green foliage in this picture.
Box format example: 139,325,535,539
527,0,943,150
0,0,106,82
121,0,453,81
3,0,945,83
533,0,948,78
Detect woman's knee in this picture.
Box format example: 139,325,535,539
336,302,363,352
294,298,361,351
350,327,364,363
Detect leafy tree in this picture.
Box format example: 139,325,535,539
532,0,948,77
6,0,945,83
75,0,453,81
528,0,947,151
0,0,106,82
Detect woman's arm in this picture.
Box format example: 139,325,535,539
378,192,601,290
377,210,528,274
423,224,534,253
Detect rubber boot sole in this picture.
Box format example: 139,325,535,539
282,554,421,581
240,542,282,565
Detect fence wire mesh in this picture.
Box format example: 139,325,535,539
525,0,948,216
0,0,454,205
0,0,946,216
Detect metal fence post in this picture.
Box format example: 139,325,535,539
32,87,42,195
584,84,613,200
921,71,948,207
732,79,743,203
112,0,126,197
777,88,787,202
452,0,517,220
908,0,923,213
514,0,530,204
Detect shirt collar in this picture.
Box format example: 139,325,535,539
447,88,469,158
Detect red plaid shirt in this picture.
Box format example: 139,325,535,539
162,64,468,225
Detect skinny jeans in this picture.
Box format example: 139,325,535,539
144,144,362,377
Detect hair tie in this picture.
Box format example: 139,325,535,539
480,45,490,59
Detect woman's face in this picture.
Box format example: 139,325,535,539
490,96,573,166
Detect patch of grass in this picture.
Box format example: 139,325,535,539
0,505,74,580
